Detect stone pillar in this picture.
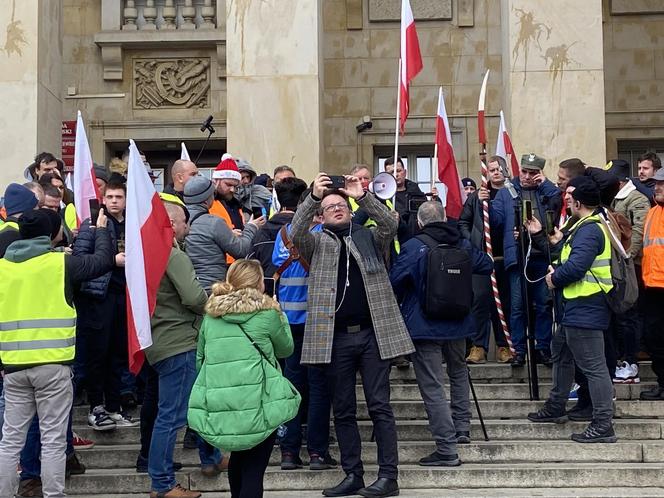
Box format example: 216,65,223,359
501,0,606,172
226,0,322,182
0,0,62,187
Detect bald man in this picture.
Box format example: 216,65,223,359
165,160,198,200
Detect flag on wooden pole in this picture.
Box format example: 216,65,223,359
495,110,520,178
399,0,423,132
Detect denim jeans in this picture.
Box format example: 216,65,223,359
148,350,198,493
508,257,553,355
280,324,331,457
20,411,75,480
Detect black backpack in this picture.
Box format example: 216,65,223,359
417,234,473,320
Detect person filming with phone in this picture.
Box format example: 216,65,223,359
290,173,414,497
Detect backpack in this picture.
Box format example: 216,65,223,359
417,234,473,320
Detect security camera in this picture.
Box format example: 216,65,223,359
356,115,373,133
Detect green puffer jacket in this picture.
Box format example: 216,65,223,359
187,286,300,452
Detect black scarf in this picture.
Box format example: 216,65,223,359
324,222,383,274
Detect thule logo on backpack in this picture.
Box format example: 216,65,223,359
447,269,461,274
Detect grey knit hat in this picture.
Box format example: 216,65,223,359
183,176,214,205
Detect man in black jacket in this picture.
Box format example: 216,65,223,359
385,156,427,244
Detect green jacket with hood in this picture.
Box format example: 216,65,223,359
187,287,299,452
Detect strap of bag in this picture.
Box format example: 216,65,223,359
273,225,310,280
415,233,440,250
189,210,208,226
237,323,276,369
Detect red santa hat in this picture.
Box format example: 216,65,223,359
212,153,241,181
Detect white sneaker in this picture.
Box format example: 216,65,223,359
87,405,116,431
613,361,628,383
616,363,640,384
107,411,139,428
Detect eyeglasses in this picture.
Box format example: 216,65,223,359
322,202,349,213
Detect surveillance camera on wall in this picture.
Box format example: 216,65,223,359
356,115,373,133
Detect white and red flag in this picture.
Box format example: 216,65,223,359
399,0,423,132
180,142,191,161
125,139,174,374
435,87,466,220
72,111,100,225
495,110,520,179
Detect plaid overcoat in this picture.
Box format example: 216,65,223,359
291,193,415,364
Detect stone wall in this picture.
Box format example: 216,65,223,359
321,0,503,180
603,0,664,161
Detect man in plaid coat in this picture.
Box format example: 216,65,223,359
291,173,414,498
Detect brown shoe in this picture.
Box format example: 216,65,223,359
497,347,513,363
201,454,230,477
149,484,201,498
17,478,42,498
466,346,486,364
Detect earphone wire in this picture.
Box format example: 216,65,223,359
334,219,353,313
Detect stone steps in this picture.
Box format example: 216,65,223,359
64,463,664,495
76,440,664,469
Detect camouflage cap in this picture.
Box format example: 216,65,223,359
521,153,546,170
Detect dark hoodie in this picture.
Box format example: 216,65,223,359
394,179,426,244
251,212,294,276
390,221,493,341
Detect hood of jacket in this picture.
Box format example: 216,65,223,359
205,287,281,322
403,178,425,195
419,221,460,245
4,236,52,263
259,212,293,237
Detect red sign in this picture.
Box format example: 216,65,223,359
61,120,77,171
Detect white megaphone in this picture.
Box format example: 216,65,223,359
369,172,397,200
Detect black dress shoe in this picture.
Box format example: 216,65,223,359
322,474,365,497
511,354,526,367
535,349,553,367
358,477,399,497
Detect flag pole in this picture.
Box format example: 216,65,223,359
391,58,402,210
431,86,442,193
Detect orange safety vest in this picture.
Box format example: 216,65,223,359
643,204,664,288
209,200,236,265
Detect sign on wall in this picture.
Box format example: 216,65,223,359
61,120,76,172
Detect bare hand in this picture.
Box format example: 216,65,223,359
249,215,266,228
513,229,520,241
545,266,555,290
232,228,242,237
525,217,542,234
534,172,546,185
96,208,108,229
478,186,490,202
313,173,332,198
548,227,564,245
392,210,400,221
115,252,126,267
340,175,364,200
63,247,73,255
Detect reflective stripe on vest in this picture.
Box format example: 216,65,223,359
280,301,308,312
0,220,18,232
348,197,400,254
279,277,308,286
560,214,613,299
0,252,76,366
642,206,664,288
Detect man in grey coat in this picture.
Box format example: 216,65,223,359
291,173,414,498
183,176,264,292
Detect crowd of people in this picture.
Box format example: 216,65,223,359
0,148,662,498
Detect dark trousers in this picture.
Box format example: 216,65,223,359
326,327,398,480
280,324,331,457
644,288,664,387
574,327,616,409
471,258,510,350
81,291,129,413
228,432,276,498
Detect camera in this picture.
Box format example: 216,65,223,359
356,115,373,133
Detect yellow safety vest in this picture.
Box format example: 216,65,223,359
0,252,76,367
0,220,18,232
64,203,77,231
559,214,613,299
349,197,401,254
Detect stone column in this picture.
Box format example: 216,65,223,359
0,0,62,186
501,0,606,172
225,0,322,182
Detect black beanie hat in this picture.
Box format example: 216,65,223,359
19,209,62,240
570,176,601,207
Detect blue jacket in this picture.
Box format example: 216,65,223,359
390,221,493,342
551,220,611,331
72,218,118,299
490,177,562,269
272,223,322,324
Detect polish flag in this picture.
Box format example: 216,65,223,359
125,139,174,374
72,111,100,225
495,110,520,178
435,87,466,220
180,142,191,161
399,0,423,132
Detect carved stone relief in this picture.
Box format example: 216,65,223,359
133,58,210,109
368,0,452,22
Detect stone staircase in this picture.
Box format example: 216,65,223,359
67,363,664,497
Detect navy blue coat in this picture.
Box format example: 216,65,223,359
390,221,493,342
72,218,118,299
490,177,562,270
550,220,611,331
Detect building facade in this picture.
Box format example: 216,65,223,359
0,0,662,190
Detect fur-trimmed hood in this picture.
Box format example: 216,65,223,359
205,287,281,319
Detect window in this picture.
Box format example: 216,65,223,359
374,145,447,196
617,140,664,176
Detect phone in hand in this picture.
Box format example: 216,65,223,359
328,175,346,190
252,207,267,219
89,199,101,225
263,277,276,298
408,197,427,213
524,200,533,221
546,210,556,235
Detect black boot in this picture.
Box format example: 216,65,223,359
640,385,664,401
358,478,399,497
571,420,618,443
527,403,568,423
322,474,365,497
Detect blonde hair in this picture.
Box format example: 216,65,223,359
211,259,264,296
109,157,128,175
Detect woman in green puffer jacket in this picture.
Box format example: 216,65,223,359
188,259,300,498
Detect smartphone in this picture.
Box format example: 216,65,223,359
252,207,267,219
546,210,556,236
89,199,100,225
328,175,346,190
263,277,276,298
524,200,533,221
408,197,427,213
